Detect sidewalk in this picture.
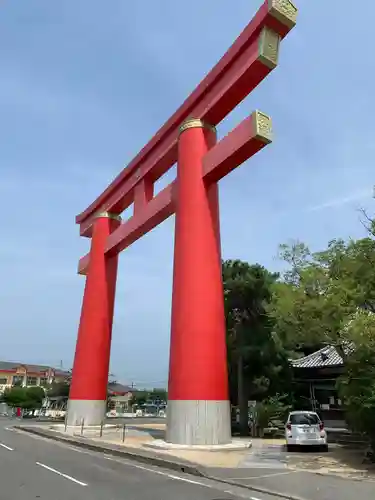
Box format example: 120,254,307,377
15,423,375,500
208,468,375,500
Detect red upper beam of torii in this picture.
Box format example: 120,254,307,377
76,0,297,275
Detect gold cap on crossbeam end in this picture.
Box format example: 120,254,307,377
178,118,216,137
94,211,122,221
268,0,298,30
258,27,280,70
252,111,273,144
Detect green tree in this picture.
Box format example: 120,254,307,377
130,390,149,407
48,382,70,398
223,260,293,435
269,233,375,356
337,310,375,456
107,395,115,411
149,388,167,402
3,386,45,410
23,386,45,410
3,386,26,408
255,394,292,436
270,204,375,453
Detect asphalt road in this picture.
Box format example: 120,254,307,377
0,418,282,500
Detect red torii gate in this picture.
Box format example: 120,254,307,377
68,0,298,446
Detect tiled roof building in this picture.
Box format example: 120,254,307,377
0,361,70,392
291,343,353,369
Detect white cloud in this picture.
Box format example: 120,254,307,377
306,188,373,213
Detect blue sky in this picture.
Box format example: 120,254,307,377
0,1,373,388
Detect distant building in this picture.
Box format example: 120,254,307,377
44,381,135,417
0,361,69,393
107,382,133,413
291,345,347,427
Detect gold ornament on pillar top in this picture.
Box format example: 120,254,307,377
252,110,273,145
258,27,281,70
94,211,122,221
268,0,298,30
178,118,216,137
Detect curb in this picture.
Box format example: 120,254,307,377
200,472,307,500
14,426,204,476
311,469,375,483
15,426,306,500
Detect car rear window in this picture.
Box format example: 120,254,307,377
290,413,319,425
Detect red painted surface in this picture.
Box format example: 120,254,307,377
69,216,120,401
168,125,228,401
76,0,295,237
78,183,175,274
78,113,270,274
203,113,270,184
71,1,298,417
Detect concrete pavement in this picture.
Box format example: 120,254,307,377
0,418,282,500
13,418,375,500
207,468,375,500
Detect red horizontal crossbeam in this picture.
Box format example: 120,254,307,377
203,110,272,184
78,110,273,274
77,183,175,275
76,0,297,237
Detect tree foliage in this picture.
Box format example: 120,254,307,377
336,308,375,453
269,205,375,450
269,232,375,353
3,386,45,410
48,382,70,398
149,388,167,402
130,388,167,407
255,394,292,434
223,260,293,433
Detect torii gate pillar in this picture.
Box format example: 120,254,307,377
67,213,121,426
166,120,230,445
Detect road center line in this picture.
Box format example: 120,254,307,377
35,462,87,486
225,470,293,480
0,443,13,451
165,473,211,487
102,456,211,488
248,471,294,480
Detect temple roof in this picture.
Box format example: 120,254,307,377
291,344,351,369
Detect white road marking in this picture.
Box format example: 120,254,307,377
165,473,211,487
251,497,263,500
14,432,259,493
225,470,293,480
102,456,211,487
0,443,13,451
10,430,206,487
249,471,293,480
35,462,87,486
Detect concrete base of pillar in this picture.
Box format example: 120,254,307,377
66,399,106,426
50,423,116,431
166,399,231,446
145,439,251,451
